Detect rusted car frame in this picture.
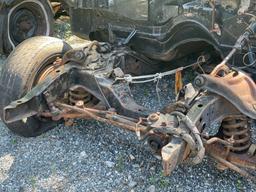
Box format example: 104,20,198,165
0,0,256,182
2,21,256,180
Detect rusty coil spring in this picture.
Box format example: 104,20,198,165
222,116,251,152
69,86,93,106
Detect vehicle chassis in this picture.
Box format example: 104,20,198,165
3,25,256,181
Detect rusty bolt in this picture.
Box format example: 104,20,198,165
53,57,62,66
75,100,84,108
194,76,205,87
75,51,84,60
161,122,167,127
65,119,74,126
148,113,160,122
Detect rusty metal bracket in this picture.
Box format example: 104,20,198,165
195,70,256,119
3,65,73,123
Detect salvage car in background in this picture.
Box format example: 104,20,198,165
0,0,68,54
70,0,255,63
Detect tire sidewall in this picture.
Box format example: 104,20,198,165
0,37,72,137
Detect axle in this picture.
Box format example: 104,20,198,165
41,90,256,180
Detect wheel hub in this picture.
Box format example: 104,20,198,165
36,65,56,84
10,9,37,44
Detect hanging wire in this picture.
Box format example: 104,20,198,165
243,12,256,19
156,77,161,106
114,55,208,108
236,52,256,69
115,55,207,84
196,55,206,74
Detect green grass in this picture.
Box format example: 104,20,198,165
54,16,72,40
115,155,125,173
149,172,170,189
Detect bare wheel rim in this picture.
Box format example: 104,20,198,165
10,9,37,44
8,1,50,48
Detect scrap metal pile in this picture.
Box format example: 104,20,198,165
2,22,256,182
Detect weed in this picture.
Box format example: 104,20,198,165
116,155,125,172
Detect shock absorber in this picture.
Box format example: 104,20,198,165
69,86,93,106
221,116,251,153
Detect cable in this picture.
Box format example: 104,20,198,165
236,52,256,69
243,12,256,19
115,56,207,84
196,55,206,74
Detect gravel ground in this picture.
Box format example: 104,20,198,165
0,18,255,192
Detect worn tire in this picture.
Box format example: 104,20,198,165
3,0,54,54
0,36,72,137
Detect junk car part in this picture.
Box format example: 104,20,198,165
0,0,67,55
69,0,256,64
0,36,72,136
4,0,54,54
1,22,256,181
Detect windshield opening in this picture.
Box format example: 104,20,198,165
109,0,181,24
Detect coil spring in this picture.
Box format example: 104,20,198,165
222,116,251,152
69,86,92,106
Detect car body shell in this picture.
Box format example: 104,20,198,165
1,0,255,62
68,0,255,61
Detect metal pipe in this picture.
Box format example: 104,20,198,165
209,152,256,182
55,102,149,133
206,137,232,146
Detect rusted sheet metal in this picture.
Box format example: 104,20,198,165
195,68,256,119
162,138,186,176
